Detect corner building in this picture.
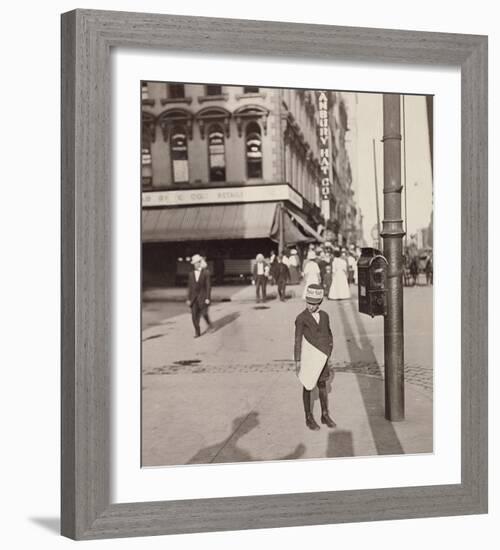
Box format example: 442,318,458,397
141,82,334,285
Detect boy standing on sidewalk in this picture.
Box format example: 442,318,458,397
294,284,336,430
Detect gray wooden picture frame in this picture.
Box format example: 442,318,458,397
61,9,488,540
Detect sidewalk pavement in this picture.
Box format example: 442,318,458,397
142,283,300,303
142,283,433,466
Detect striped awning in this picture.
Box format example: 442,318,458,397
142,202,279,242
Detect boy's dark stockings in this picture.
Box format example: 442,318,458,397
303,385,336,430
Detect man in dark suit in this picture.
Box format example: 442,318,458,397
186,254,212,338
274,255,290,301
268,250,278,284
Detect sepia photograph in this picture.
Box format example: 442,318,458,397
140,81,433,467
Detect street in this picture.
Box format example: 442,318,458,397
141,283,433,467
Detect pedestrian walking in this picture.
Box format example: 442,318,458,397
294,284,336,430
317,249,329,282
324,248,333,269
323,264,333,297
347,249,357,285
186,254,212,338
288,249,301,285
269,250,278,284
328,249,351,300
409,256,419,286
252,253,268,303
302,250,321,299
274,255,290,301
425,254,433,285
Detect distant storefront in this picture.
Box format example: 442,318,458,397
142,183,323,286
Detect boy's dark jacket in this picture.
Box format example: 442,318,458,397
294,309,333,362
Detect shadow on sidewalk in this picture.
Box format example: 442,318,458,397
327,429,354,457
337,301,404,456
187,411,306,465
209,311,240,334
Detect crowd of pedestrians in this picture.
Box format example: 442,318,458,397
403,251,433,287
251,242,361,304
185,242,361,338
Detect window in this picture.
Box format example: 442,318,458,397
206,85,222,96
170,125,189,183
243,86,260,94
167,83,185,99
141,146,152,166
141,144,152,187
208,124,226,182
141,111,155,187
245,122,263,179
141,82,149,100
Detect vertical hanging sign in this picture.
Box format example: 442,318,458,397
318,91,331,220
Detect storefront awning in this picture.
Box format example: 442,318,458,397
142,202,322,245
269,207,313,245
143,202,279,242
286,209,325,242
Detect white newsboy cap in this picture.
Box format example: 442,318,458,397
305,284,324,304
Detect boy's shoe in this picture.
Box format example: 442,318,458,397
320,413,336,428
305,414,320,431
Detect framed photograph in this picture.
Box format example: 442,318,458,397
61,9,487,540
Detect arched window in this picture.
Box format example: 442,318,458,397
245,122,263,179
170,125,189,183
208,124,226,182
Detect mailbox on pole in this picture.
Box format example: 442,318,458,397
357,247,388,318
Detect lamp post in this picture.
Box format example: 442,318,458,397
381,94,405,421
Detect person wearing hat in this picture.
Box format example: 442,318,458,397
274,255,290,301
186,254,212,338
329,248,351,300
346,248,357,285
268,250,278,285
302,250,321,299
252,253,268,303
294,284,336,430
288,248,301,285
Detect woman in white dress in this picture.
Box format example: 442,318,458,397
328,249,351,300
288,249,301,285
302,250,321,299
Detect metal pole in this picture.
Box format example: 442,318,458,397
402,96,408,252
426,95,433,177
381,94,405,421
372,139,381,242
279,202,285,256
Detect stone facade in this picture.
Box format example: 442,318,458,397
141,82,324,217
141,81,359,245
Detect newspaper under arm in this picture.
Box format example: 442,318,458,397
297,336,328,390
